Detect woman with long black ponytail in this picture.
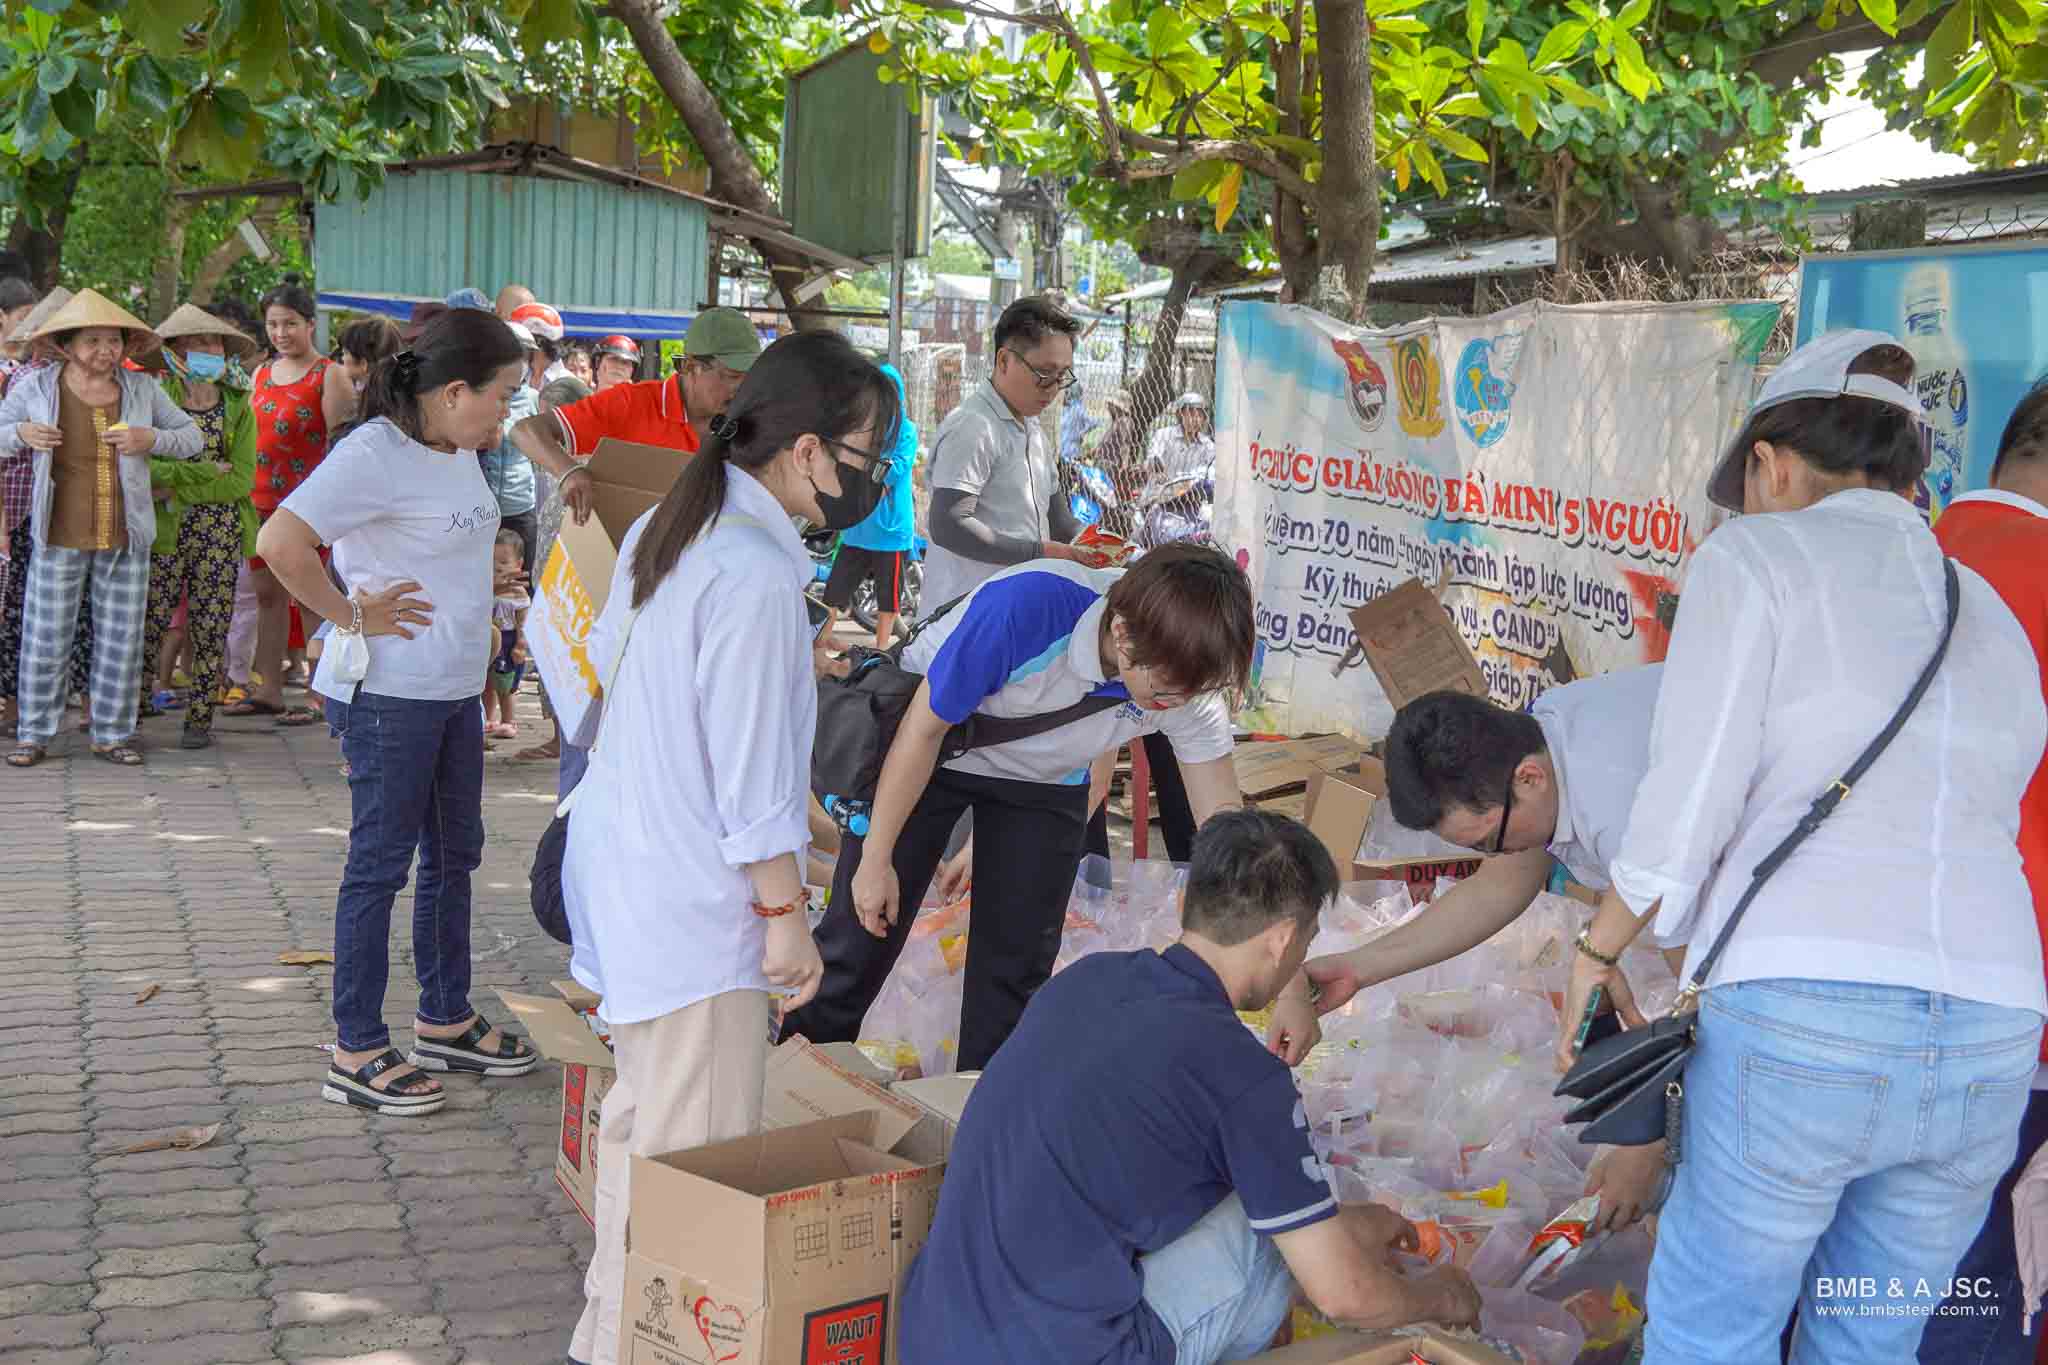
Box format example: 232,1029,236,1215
560,330,899,1365
256,307,535,1119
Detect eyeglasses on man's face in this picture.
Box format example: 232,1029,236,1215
1003,347,1077,392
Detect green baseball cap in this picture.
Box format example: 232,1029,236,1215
683,307,762,371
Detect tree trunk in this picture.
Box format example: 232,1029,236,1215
5,154,87,293
1309,0,1377,322
612,0,825,329
991,162,1024,313
153,197,193,319
190,216,253,305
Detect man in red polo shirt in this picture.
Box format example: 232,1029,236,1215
1924,378,2048,1362
510,306,760,524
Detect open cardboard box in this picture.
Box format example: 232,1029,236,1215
498,984,977,1227
1233,734,1370,800
1349,576,1488,713
1234,1326,1519,1364
1302,755,1484,902
622,1110,943,1365
526,438,689,742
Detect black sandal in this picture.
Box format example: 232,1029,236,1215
409,1015,539,1078
322,1047,446,1116
92,744,143,767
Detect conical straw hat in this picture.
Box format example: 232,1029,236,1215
8,286,72,345
154,302,261,362
30,287,161,359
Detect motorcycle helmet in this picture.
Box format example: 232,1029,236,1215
508,301,565,342
595,334,642,365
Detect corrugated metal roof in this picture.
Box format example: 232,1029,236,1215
314,170,709,315
1375,234,1556,283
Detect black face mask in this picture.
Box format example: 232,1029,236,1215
808,452,883,531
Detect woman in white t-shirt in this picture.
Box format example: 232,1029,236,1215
256,308,536,1118
563,331,900,1365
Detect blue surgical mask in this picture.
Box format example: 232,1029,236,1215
183,350,228,381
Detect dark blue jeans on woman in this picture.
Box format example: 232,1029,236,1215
327,691,485,1053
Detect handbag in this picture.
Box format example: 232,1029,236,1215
812,593,1126,822
528,512,769,944
1555,559,1962,1152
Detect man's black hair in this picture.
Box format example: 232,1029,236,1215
1383,691,1545,831
1181,810,1337,947
1993,376,2048,484
991,295,1080,356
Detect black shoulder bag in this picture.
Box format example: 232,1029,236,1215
1556,559,1961,1152
812,594,1125,819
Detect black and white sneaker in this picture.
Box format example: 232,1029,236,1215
409,1014,540,1077
322,1048,447,1116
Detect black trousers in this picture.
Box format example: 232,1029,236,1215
1085,730,1198,864
782,765,1090,1071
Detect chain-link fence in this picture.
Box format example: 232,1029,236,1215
900,297,1219,553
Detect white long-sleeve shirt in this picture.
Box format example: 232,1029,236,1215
1615,488,2047,1016
562,468,814,1025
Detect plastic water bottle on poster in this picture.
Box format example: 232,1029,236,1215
1899,263,1971,519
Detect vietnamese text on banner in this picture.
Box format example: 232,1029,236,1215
1213,299,1780,737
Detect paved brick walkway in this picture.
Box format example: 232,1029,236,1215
1,692,592,1365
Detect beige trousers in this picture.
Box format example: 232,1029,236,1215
569,989,771,1365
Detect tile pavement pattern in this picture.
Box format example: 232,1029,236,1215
0,696,593,1365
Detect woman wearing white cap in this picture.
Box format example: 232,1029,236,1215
1555,330,2047,1362
0,289,202,766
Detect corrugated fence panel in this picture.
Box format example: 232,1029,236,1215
316,171,707,313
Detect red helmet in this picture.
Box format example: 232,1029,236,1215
595,334,641,364
508,302,565,342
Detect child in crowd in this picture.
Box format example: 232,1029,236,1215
482,529,529,740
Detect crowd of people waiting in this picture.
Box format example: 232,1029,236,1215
8,262,2047,1365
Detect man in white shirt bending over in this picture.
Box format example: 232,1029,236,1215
1304,667,1686,1230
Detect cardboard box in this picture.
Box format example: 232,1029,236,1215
526,438,688,742
498,983,620,1226
1233,735,1370,799
1299,756,1485,899
1349,577,1487,713
1234,1326,1520,1364
500,987,978,1229
621,1110,943,1365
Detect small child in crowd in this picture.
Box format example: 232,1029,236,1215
483,529,530,741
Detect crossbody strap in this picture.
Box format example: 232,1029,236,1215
1681,558,1961,1002
954,692,1128,756
560,512,771,813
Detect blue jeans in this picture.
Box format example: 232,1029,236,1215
1139,1195,1296,1365
1645,979,2041,1365
328,692,486,1053
1918,1088,2048,1363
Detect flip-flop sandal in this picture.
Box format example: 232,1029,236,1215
92,744,143,767
515,742,560,761
274,706,324,727
322,1047,446,1116
223,697,283,717
7,744,45,768
409,1015,539,1078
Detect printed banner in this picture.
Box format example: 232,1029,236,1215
1214,299,1780,737
525,536,605,744
1796,243,2048,519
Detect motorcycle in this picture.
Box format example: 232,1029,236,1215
803,527,926,639
1135,460,1216,550
1062,455,1119,529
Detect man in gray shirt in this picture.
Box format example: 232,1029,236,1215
922,296,1095,608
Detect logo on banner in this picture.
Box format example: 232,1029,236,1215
1453,336,1519,448
1392,335,1445,437
1331,340,1389,431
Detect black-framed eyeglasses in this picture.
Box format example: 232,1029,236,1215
815,433,895,489
1488,771,1515,855
1003,347,1077,392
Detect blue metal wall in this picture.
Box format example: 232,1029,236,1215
313,170,708,313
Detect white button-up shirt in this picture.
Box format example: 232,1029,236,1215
562,469,815,1025
1614,488,2047,1015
